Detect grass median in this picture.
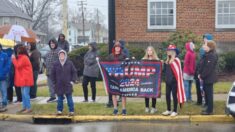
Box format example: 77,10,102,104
31,101,226,115
37,81,233,97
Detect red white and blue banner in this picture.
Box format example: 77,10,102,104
99,60,162,98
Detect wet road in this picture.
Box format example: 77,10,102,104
0,121,234,132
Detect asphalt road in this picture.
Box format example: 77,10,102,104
0,121,234,132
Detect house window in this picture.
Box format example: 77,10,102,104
148,0,176,30
216,0,235,28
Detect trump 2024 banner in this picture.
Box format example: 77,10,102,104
99,60,162,98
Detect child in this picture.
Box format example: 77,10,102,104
162,44,186,116
107,41,127,115
51,50,77,116
142,46,160,114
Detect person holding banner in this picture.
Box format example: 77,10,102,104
142,46,160,114
162,44,186,117
107,41,127,115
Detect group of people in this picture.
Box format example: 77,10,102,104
97,33,217,116
0,33,218,116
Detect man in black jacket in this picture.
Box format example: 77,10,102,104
198,40,218,115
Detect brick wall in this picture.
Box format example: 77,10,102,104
115,0,235,51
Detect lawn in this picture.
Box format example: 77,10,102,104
31,101,226,115
36,81,233,97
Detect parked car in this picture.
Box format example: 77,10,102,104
38,45,50,74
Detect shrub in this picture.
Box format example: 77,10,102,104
68,44,145,78
223,51,235,72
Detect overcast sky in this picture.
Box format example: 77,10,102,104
68,0,108,27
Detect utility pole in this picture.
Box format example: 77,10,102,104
62,0,68,38
78,0,87,45
108,0,116,53
96,8,100,43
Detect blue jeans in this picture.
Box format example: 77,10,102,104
57,93,74,112
21,87,31,109
184,80,193,101
0,80,8,107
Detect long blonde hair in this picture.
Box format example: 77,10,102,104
165,50,176,64
142,46,159,60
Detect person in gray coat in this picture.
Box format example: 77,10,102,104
82,42,99,102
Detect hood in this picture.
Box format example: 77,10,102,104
58,33,66,42
119,39,125,48
58,50,67,64
112,42,122,55
185,42,194,52
88,42,97,51
199,47,205,59
48,38,58,50
203,33,213,40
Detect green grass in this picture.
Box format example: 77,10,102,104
36,81,233,97
31,101,226,115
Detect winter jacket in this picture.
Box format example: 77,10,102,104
0,51,10,80
51,57,77,96
58,40,69,53
29,49,41,71
44,48,60,76
83,45,99,78
12,55,34,87
183,42,196,76
199,50,218,84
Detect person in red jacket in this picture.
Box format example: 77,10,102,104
183,40,196,102
12,45,34,113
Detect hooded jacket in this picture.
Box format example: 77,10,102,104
51,50,77,95
183,42,196,76
12,54,34,87
83,42,99,77
58,34,69,52
107,43,126,61
29,44,41,71
0,45,11,81
45,38,61,76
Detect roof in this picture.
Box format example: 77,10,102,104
0,0,32,21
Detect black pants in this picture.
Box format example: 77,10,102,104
82,76,97,101
195,79,202,104
166,82,178,112
15,87,22,102
30,71,39,98
145,98,156,108
7,86,13,102
203,83,214,113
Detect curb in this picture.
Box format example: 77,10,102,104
0,114,234,123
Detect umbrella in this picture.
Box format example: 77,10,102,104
0,25,37,43
0,38,15,47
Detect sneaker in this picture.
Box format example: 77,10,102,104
170,112,178,116
69,112,74,116
122,109,127,116
47,97,57,103
113,109,118,115
30,97,37,101
162,110,172,116
145,107,150,113
0,106,7,112
82,100,88,102
150,108,157,114
22,109,32,114
57,111,62,115
91,100,96,103
106,103,113,108
17,109,26,113
13,101,22,104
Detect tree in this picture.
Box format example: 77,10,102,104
9,0,60,31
